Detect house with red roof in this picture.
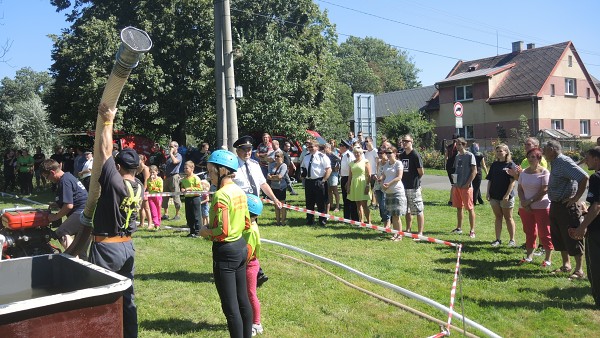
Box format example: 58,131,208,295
430,41,600,143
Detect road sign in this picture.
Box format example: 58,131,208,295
453,102,463,117
455,116,463,129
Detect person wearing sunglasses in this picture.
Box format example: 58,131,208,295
398,135,425,239
380,147,406,240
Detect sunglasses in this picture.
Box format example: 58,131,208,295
401,140,412,143
274,155,281,158
385,151,393,154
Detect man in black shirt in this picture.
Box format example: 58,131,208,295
573,146,600,307
89,103,143,337
399,134,425,237
33,146,46,191
42,158,89,259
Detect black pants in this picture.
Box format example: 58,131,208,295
586,231,600,307
18,171,33,195
185,196,201,234
340,176,358,221
81,176,91,191
472,173,484,204
3,173,16,191
305,178,328,225
212,239,253,338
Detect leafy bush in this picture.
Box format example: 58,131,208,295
419,147,445,169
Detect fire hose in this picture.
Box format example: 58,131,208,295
67,27,152,257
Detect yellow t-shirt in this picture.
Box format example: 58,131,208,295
208,182,251,242
520,156,548,170
147,177,163,193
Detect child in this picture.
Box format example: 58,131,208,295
180,161,203,237
199,150,253,337
147,165,163,230
244,193,264,336
200,179,211,226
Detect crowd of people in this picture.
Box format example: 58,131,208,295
5,128,600,337
443,134,600,294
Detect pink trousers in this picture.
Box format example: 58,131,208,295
246,258,261,324
519,208,554,250
148,196,162,226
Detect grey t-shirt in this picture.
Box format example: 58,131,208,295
454,151,476,187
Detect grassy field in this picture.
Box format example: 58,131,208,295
1,186,599,337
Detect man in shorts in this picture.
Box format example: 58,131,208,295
543,140,588,280
41,158,90,260
450,137,477,238
398,134,425,238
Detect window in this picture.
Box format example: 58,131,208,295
455,125,474,139
568,55,573,67
455,85,473,101
587,88,591,99
580,120,590,136
550,84,555,96
551,119,564,130
565,78,577,95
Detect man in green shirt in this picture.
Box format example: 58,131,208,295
16,148,34,195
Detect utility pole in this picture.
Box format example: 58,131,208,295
222,0,239,150
213,0,227,149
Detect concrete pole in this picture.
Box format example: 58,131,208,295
222,0,239,151
214,0,227,149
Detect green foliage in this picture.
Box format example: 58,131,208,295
336,36,421,94
0,68,57,152
419,147,445,169
509,114,531,145
47,0,344,147
378,110,436,147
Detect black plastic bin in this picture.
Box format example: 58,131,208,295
0,254,131,337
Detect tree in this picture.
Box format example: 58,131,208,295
378,110,436,148
232,0,343,140
47,1,214,146
47,0,345,145
337,36,421,94
0,68,57,151
1,96,59,151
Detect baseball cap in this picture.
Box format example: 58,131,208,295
115,148,140,169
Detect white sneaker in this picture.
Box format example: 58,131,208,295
491,240,501,247
508,240,516,247
252,323,264,336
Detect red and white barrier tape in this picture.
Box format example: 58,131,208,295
445,244,463,335
260,198,458,247
145,191,211,198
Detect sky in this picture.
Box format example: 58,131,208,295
1,0,599,86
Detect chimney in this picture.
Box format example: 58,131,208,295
512,41,524,53
526,43,536,50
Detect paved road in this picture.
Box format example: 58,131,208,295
421,174,487,192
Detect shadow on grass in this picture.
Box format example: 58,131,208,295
136,270,213,283
141,318,226,334
319,230,387,240
469,285,596,311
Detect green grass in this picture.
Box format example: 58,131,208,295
424,168,448,176
2,187,599,337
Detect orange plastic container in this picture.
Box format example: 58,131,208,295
1,211,50,230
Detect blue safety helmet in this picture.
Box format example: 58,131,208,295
246,193,263,216
207,150,238,172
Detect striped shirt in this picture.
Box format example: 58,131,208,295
547,154,588,202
